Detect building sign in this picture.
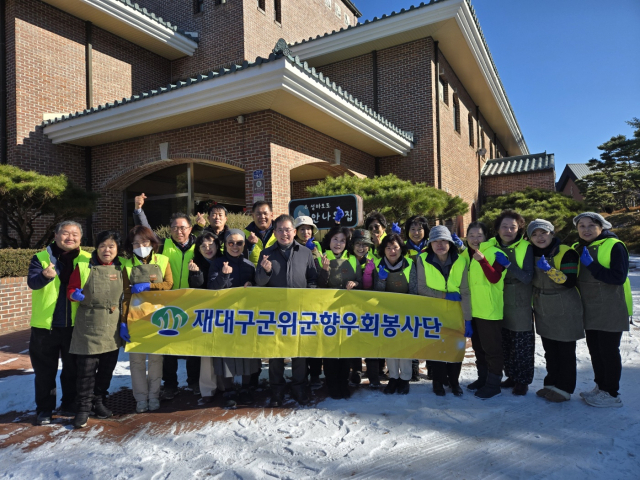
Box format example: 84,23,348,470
289,194,363,229
252,170,265,203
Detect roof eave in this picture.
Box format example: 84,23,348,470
41,0,198,60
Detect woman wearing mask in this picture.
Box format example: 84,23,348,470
573,212,631,408
373,233,414,395
120,226,173,413
207,230,260,408
67,231,125,428
460,222,506,399
410,226,471,396
486,210,534,396
318,226,362,399
527,219,583,403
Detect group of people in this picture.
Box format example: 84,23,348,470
26,192,632,429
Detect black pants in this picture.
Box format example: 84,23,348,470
540,337,577,394
432,362,462,385
585,330,623,397
29,327,77,413
307,358,323,377
75,349,120,414
350,358,363,373
162,355,200,388
502,328,535,385
269,358,307,391
323,358,350,386
470,318,504,376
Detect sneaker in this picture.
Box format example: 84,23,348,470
136,401,149,413
148,398,161,411
186,383,201,395
161,386,178,400
36,411,52,425
92,402,113,419
383,378,398,395
57,403,76,416
73,413,89,429
309,375,323,390
584,390,623,408
579,385,600,400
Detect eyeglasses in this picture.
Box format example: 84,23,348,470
227,241,245,247
171,226,191,231
368,224,382,231
275,228,295,234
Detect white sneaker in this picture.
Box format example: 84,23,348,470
584,390,623,408
136,400,149,413
148,398,160,411
579,385,600,400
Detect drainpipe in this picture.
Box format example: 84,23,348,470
434,41,442,190
1,2,8,246
372,50,379,177
85,21,93,244
476,105,482,208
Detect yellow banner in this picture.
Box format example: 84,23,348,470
125,287,465,362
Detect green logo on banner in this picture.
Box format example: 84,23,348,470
151,306,189,337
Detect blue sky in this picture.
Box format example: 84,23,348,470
356,0,640,178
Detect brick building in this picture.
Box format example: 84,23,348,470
556,163,593,201
3,0,545,243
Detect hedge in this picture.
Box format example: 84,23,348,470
0,247,95,278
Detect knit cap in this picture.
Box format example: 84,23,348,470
225,229,246,240
527,219,554,238
427,225,453,245
572,212,612,230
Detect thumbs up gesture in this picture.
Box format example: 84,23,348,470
221,261,233,275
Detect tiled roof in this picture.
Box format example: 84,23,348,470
556,163,594,191
289,0,524,142
42,41,413,144
482,152,555,177
116,0,197,40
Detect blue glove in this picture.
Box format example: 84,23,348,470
581,247,593,267
305,237,316,250
464,320,473,338
334,206,344,223
451,233,464,248
70,288,85,302
119,323,131,343
537,255,552,272
391,222,402,234
131,282,151,294
378,264,388,280
445,292,462,302
494,251,511,267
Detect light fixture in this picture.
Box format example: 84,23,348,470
236,115,245,124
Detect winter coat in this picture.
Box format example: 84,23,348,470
208,252,256,290
255,242,318,288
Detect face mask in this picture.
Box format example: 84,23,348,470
134,246,153,258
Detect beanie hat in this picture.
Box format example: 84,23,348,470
572,212,612,230
293,215,318,235
427,225,454,245
225,229,246,240
527,219,555,238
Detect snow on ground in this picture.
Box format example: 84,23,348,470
1,260,640,479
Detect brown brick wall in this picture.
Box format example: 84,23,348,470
0,277,31,332
291,179,322,200
482,171,556,197
561,177,585,201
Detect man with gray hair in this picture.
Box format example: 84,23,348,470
255,214,318,407
27,221,91,425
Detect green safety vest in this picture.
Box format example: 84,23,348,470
245,228,278,266
573,238,632,316
30,248,92,329
162,238,195,289
486,236,529,270
374,256,413,284
122,253,169,280
324,250,359,274
463,242,505,321
419,252,466,293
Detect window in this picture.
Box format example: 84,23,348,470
325,0,331,7
490,143,494,159
468,114,474,146
257,0,265,11
345,13,350,26
194,0,204,14
274,0,281,23
452,95,460,132
439,78,448,105
480,128,485,150
335,4,341,18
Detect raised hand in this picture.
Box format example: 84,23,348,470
247,232,259,245
42,263,57,279
472,249,485,262
305,237,316,250
391,222,402,234
378,264,388,280
451,233,464,248
188,259,199,272
581,247,594,267
260,255,272,273
196,212,206,227
221,261,233,275
134,193,147,210
536,255,552,272
334,206,345,223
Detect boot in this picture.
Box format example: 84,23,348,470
366,359,381,388
410,360,420,382
475,372,502,399
92,397,113,419
432,380,446,396
500,377,515,388
237,388,255,405
467,365,488,391
512,382,528,396
73,412,89,429
291,385,310,405
269,386,285,407
340,381,352,399
384,378,398,395
396,379,410,395
425,361,433,381
446,363,463,396
223,391,237,409
327,380,342,400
